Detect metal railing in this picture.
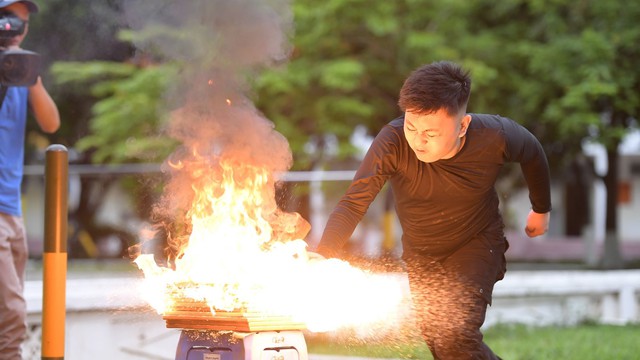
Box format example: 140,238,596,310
23,163,357,182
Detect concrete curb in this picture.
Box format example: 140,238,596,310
310,355,403,360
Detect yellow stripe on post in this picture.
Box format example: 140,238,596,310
382,212,395,252
42,144,68,360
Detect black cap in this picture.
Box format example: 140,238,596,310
0,0,39,14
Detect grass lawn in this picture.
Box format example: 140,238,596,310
305,323,640,359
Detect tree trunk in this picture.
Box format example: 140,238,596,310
601,147,624,269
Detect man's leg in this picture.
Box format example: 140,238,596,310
407,264,500,360
0,213,28,360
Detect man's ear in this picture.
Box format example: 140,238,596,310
459,114,471,137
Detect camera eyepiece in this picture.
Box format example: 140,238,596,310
0,11,25,38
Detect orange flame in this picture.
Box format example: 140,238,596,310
134,153,405,332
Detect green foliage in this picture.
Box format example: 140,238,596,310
254,1,406,169
33,0,639,250
52,0,638,172
251,0,638,262
318,59,365,91
253,0,637,171
20,0,134,150
51,61,179,163
53,61,139,85
496,0,639,154
305,323,640,359
36,0,639,170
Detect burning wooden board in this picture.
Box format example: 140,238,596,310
163,302,306,331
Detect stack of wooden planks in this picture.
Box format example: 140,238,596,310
163,299,306,332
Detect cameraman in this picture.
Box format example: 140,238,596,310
0,1,59,358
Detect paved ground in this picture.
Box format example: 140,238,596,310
27,242,640,360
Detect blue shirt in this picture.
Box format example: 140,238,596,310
0,86,29,216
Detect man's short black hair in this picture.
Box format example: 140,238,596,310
398,61,471,116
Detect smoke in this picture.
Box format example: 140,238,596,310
123,0,292,70
124,3,410,337
122,0,294,231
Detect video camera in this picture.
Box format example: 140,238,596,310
0,11,40,87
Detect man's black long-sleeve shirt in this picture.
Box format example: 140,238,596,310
316,113,551,260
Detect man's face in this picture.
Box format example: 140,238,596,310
0,3,30,48
404,108,471,163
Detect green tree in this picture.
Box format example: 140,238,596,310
51,58,179,258
463,0,640,268
18,0,138,258
255,0,639,268
45,0,638,265
255,0,413,168
25,0,134,147
52,61,178,163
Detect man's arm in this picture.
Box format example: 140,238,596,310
316,125,399,257
501,116,552,237
29,76,59,133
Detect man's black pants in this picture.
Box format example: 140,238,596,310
404,235,508,360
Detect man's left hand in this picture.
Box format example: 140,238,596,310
525,210,550,238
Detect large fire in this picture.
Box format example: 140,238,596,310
133,151,405,332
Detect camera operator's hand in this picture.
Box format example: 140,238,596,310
29,76,60,133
